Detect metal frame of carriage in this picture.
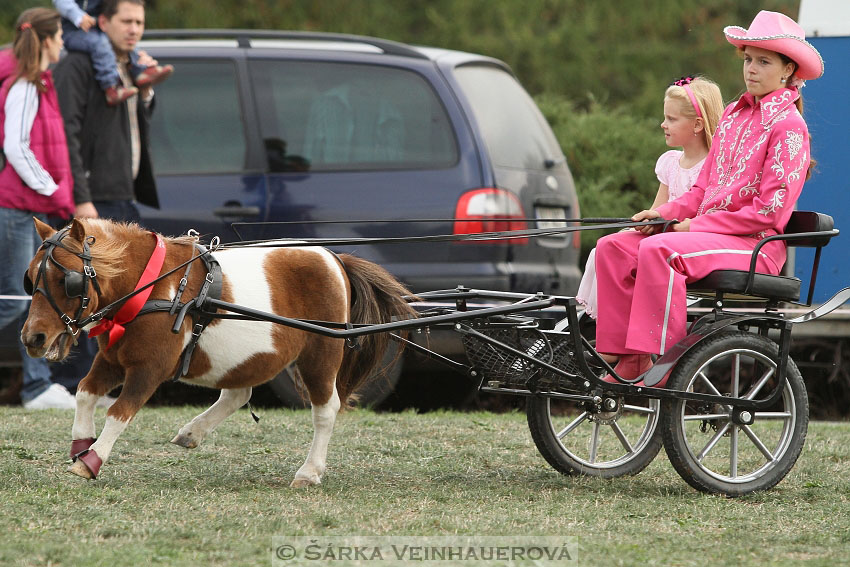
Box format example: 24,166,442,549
161,208,841,496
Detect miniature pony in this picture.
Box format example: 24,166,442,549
21,217,416,486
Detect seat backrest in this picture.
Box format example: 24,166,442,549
783,211,835,247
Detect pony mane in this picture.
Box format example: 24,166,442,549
59,219,195,280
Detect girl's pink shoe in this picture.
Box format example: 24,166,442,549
602,354,653,384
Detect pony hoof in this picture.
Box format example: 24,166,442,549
290,476,321,488
170,433,198,449
68,460,95,480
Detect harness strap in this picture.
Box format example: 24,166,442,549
172,244,222,381
89,233,167,349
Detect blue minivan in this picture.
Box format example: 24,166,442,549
3,31,583,405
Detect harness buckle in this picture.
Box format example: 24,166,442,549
84,265,97,278
60,314,74,326
205,272,215,285
192,323,204,337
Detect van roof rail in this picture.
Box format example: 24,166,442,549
142,29,428,59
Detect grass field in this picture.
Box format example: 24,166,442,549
1,406,848,566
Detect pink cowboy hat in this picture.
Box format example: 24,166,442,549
724,10,824,80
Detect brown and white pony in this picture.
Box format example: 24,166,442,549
22,218,416,486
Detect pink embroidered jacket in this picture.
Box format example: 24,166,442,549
656,87,809,267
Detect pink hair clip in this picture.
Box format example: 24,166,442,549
671,75,702,118
19,22,32,31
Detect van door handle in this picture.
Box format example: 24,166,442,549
213,205,261,217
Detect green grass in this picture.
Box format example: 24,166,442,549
1,406,848,566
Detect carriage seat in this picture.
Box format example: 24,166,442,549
686,211,838,305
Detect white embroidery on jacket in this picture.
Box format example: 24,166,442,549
761,91,793,121
703,194,733,215
770,140,785,180
787,151,807,184
787,130,803,161
758,187,786,216
739,172,762,197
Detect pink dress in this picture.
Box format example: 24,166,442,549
595,87,809,356
576,150,705,318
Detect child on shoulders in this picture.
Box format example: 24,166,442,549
53,0,173,105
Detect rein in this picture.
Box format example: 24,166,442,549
223,218,676,249
28,217,675,355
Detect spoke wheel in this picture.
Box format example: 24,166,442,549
661,331,807,496
527,393,663,478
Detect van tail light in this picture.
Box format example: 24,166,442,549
453,188,528,244
571,199,581,249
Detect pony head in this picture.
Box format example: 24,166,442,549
22,218,103,361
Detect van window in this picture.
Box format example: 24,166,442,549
454,65,562,170
249,60,458,172
148,60,247,174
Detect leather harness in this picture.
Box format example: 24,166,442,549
135,242,222,381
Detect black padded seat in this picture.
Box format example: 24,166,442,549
688,270,801,303
685,211,836,305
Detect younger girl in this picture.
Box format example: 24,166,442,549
576,76,724,318
0,8,75,408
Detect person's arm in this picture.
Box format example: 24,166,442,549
2,80,59,195
54,54,93,206
52,0,88,28
650,183,669,210
690,120,809,235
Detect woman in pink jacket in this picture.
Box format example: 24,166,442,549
594,10,824,385
0,8,75,408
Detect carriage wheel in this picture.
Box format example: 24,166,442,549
526,314,662,478
526,393,663,478
661,331,808,496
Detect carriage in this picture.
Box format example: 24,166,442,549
20,211,844,496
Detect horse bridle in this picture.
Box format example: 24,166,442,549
23,227,101,341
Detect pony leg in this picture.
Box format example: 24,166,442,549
291,386,341,488
71,357,123,459
68,367,160,480
171,387,252,449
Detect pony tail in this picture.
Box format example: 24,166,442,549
793,93,816,180
335,254,418,406
12,7,61,92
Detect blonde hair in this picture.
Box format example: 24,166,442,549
664,76,724,150
12,8,61,93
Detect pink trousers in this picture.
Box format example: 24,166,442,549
594,230,784,356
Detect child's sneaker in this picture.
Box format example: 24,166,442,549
105,85,139,106
134,64,174,88
23,383,76,410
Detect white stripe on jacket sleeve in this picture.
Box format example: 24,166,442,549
3,79,59,196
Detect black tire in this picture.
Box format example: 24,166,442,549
661,331,808,496
527,313,662,478
526,394,663,478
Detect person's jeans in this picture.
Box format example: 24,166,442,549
61,23,146,90
0,208,54,402
50,201,142,392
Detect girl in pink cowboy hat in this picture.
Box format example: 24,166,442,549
592,10,824,385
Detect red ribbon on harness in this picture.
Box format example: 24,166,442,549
89,233,166,349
